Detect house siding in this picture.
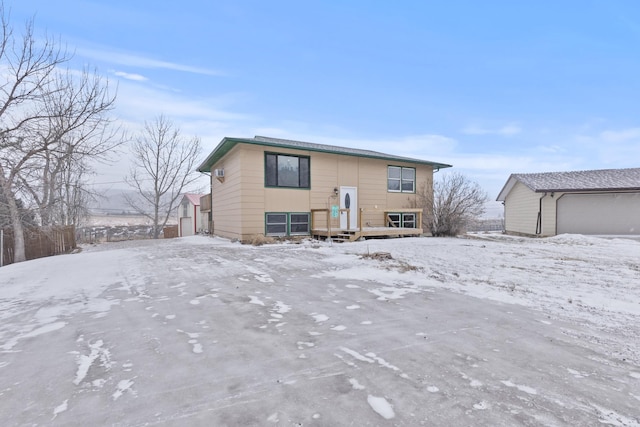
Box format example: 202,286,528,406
504,182,540,236
210,145,244,240
209,143,434,241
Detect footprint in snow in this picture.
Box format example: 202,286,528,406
311,313,329,323
367,395,395,420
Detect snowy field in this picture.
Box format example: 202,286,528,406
0,233,639,426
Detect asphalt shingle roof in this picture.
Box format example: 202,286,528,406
513,168,640,192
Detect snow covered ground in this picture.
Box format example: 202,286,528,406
0,233,639,426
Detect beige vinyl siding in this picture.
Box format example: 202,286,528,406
504,182,540,236
310,153,339,229
541,193,559,236
210,143,434,241
358,160,389,227
210,145,243,240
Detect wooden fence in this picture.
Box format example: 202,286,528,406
163,225,179,239
1,225,76,266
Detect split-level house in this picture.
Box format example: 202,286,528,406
197,136,452,242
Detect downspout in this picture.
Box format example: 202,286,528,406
193,204,198,235
535,192,547,235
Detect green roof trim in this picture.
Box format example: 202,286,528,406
197,136,453,172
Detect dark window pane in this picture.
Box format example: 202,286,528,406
277,155,299,187
388,166,401,179
290,223,309,233
266,213,287,223
402,168,415,180
387,213,401,227
402,213,416,228
299,157,310,188
290,214,308,223
265,154,277,186
266,224,286,235
388,179,400,191
401,180,415,192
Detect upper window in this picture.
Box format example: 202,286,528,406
388,166,415,193
265,153,310,188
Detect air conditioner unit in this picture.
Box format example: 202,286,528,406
214,169,224,178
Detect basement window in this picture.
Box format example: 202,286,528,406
387,212,417,228
265,212,310,236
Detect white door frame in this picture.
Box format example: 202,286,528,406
339,186,358,230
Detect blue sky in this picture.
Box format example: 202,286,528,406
9,1,640,214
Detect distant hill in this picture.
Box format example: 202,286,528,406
88,188,144,215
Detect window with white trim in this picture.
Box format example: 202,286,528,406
387,212,417,228
388,166,415,193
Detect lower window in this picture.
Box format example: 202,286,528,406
387,213,417,228
266,212,310,236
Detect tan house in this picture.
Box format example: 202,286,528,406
197,136,452,242
497,168,640,236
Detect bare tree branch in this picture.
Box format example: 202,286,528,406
125,115,202,239
0,4,123,262
415,172,489,236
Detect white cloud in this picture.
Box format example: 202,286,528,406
75,46,224,76
599,127,640,143
112,70,148,81
536,144,566,154
462,123,522,136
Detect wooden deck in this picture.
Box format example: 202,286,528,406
312,226,423,242
311,207,424,242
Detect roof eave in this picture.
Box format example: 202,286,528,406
533,187,640,193
197,137,453,172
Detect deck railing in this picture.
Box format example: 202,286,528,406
311,207,423,232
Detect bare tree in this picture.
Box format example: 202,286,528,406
125,115,202,239
19,69,122,226
416,172,489,236
0,5,122,262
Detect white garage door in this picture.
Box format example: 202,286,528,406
180,217,194,237
557,193,640,235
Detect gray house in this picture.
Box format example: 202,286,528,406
496,168,640,236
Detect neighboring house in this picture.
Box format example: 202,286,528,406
197,136,452,242
496,168,640,236
178,193,204,237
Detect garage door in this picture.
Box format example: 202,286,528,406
180,217,194,237
557,193,640,235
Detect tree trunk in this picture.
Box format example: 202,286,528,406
0,172,27,263
8,194,27,263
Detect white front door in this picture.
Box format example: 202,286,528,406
340,186,358,230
